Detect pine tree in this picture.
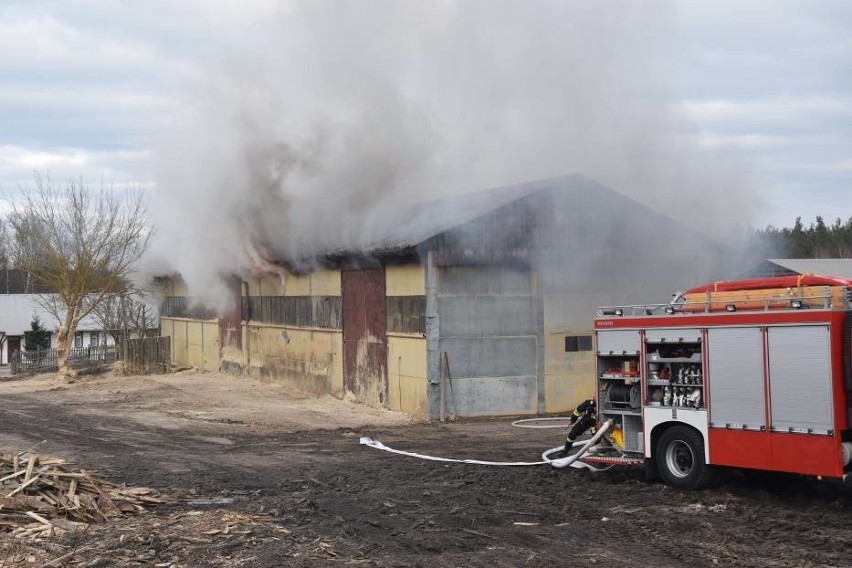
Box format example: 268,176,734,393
24,315,51,352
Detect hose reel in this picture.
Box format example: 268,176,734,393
603,382,641,410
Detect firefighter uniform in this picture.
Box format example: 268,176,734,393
561,398,597,456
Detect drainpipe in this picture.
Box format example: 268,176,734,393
425,251,441,420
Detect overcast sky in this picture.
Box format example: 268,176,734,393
1,0,850,232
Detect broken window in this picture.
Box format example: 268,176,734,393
241,296,342,329
386,296,426,335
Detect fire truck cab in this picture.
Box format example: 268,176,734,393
590,274,852,489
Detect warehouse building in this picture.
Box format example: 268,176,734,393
159,174,729,419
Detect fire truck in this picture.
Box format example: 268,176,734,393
584,274,852,489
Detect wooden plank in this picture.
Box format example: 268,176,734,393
7,474,42,497
24,511,51,526
24,457,38,483
0,469,27,484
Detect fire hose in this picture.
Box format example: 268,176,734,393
358,419,614,472
541,419,613,469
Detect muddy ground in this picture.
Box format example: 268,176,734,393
0,370,850,567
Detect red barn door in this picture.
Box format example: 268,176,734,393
342,267,388,407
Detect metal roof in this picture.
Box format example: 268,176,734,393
758,259,852,280
359,174,565,253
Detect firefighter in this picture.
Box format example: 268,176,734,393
558,397,597,457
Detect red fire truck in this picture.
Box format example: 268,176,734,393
586,274,852,489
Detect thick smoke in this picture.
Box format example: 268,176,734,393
146,1,759,308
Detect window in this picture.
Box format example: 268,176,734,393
565,335,593,353
90,332,99,347
74,332,83,348
386,296,426,334
241,296,343,329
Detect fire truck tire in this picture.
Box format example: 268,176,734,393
655,426,715,490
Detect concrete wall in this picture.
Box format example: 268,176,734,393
437,266,539,417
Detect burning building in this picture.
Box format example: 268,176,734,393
158,174,730,419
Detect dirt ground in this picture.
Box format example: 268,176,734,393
0,370,850,567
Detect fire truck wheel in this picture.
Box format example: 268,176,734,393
655,425,715,490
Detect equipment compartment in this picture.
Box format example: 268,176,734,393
645,333,704,409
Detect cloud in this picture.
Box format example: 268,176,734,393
695,133,793,151
0,146,154,196
679,97,852,129
0,146,88,169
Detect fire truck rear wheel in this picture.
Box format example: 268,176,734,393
655,425,715,490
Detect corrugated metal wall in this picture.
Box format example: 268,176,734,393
437,266,540,416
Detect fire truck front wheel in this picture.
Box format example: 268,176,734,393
655,425,715,490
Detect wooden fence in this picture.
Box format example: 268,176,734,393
119,336,171,375
11,337,171,375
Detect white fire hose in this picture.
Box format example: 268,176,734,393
541,419,613,470
359,419,613,472
359,437,547,466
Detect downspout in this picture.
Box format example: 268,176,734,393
425,251,441,419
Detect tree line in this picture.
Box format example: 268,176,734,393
748,216,852,259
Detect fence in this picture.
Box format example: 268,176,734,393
10,337,172,375
11,345,117,375
119,336,171,375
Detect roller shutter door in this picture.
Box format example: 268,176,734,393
596,330,640,355
707,327,765,431
645,328,701,343
767,326,833,434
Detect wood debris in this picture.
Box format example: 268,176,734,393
1,452,168,539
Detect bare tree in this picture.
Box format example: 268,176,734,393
11,173,148,379
91,285,159,344
0,219,8,270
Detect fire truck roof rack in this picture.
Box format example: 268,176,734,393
596,304,672,317
597,274,852,317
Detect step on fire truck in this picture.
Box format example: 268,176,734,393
585,274,852,489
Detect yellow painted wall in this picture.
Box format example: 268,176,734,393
243,269,341,297
257,273,286,296
383,263,427,417
386,264,425,296
309,269,342,296
543,331,595,414
202,321,219,371
162,318,187,365
283,273,311,296
161,317,219,372
387,334,428,419
242,323,344,395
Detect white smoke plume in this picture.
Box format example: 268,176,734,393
146,1,759,308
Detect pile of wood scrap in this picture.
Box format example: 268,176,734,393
0,452,167,539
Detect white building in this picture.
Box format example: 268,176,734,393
0,270,114,365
